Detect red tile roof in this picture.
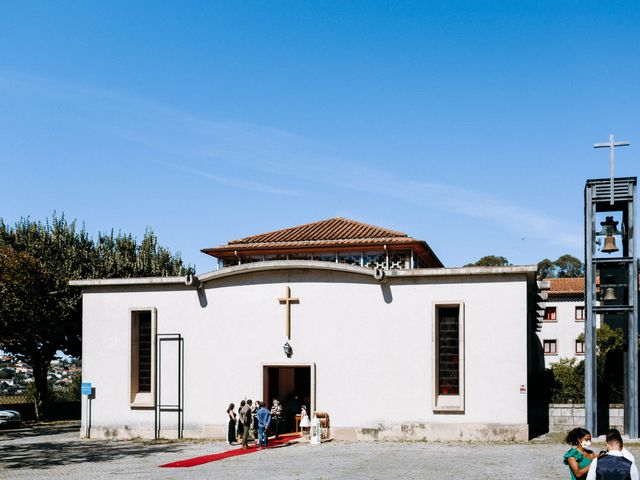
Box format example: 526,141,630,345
228,217,409,245
547,277,584,295
202,217,443,267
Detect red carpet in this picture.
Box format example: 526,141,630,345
159,435,303,468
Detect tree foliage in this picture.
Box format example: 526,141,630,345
549,324,626,403
0,213,193,419
537,258,555,278
537,254,584,278
464,255,510,267
549,358,585,403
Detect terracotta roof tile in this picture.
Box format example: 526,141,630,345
227,217,409,245
547,277,584,295
202,217,444,267
209,237,418,251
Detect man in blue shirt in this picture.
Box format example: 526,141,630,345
256,401,272,449
586,430,639,480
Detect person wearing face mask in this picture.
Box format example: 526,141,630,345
564,427,597,480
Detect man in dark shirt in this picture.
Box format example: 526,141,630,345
586,430,638,480
239,399,253,449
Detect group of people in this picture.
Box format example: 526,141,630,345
226,399,311,450
564,427,639,479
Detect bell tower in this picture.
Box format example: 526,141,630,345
585,176,638,436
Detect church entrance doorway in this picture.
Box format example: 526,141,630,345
262,364,314,434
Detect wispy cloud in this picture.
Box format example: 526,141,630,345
0,70,582,251
157,161,300,196
0,71,302,196
300,163,583,250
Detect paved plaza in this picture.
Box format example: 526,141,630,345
1,422,639,479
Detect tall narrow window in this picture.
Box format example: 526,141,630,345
438,307,459,395
575,306,585,321
433,303,464,412
131,309,156,406
138,312,152,393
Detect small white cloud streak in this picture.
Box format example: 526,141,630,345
0,71,582,251
156,161,300,196
296,162,582,250
0,71,302,196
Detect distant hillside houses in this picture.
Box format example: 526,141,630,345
0,355,80,396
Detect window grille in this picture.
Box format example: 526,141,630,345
138,312,152,393
437,307,459,395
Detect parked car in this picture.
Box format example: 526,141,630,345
0,406,21,427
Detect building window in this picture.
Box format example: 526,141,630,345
363,251,386,269
222,258,239,267
575,339,585,355
575,306,585,321
240,255,264,264
388,250,411,269
338,251,362,266
544,307,557,321
433,303,464,413
138,313,152,392
314,252,337,263
288,252,314,260
131,309,157,407
543,339,558,355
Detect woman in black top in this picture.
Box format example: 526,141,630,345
226,403,236,444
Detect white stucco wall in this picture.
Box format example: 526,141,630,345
537,296,596,368
77,264,534,441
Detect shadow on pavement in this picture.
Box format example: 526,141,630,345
0,421,187,470
0,421,80,440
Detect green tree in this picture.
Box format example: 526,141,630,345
555,254,584,277
537,258,555,278
464,255,510,267
550,324,626,403
0,246,61,417
550,358,585,403
537,254,584,278
94,228,191,278
67,372,82,401
0,213,192,420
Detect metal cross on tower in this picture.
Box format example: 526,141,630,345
594,134,630,205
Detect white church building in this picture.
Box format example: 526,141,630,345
71,218,544,441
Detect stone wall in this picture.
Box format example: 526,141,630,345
549,404,624,433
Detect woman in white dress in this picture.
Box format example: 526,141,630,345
299,405,311,433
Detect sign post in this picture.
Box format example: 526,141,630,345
81,382,94,438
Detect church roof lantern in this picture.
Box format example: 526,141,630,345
202,217,444,268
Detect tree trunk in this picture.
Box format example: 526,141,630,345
32,361,51,421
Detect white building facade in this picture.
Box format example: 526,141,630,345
536,278,593,368
71,218,542,441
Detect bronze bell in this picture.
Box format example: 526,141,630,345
601,235,619,254
603,287,617,302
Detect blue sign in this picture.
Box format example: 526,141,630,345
81,383,92,395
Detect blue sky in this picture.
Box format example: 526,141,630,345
1,1,638,273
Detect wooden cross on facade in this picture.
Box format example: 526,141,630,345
278,286,299,339
594,134,630,205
